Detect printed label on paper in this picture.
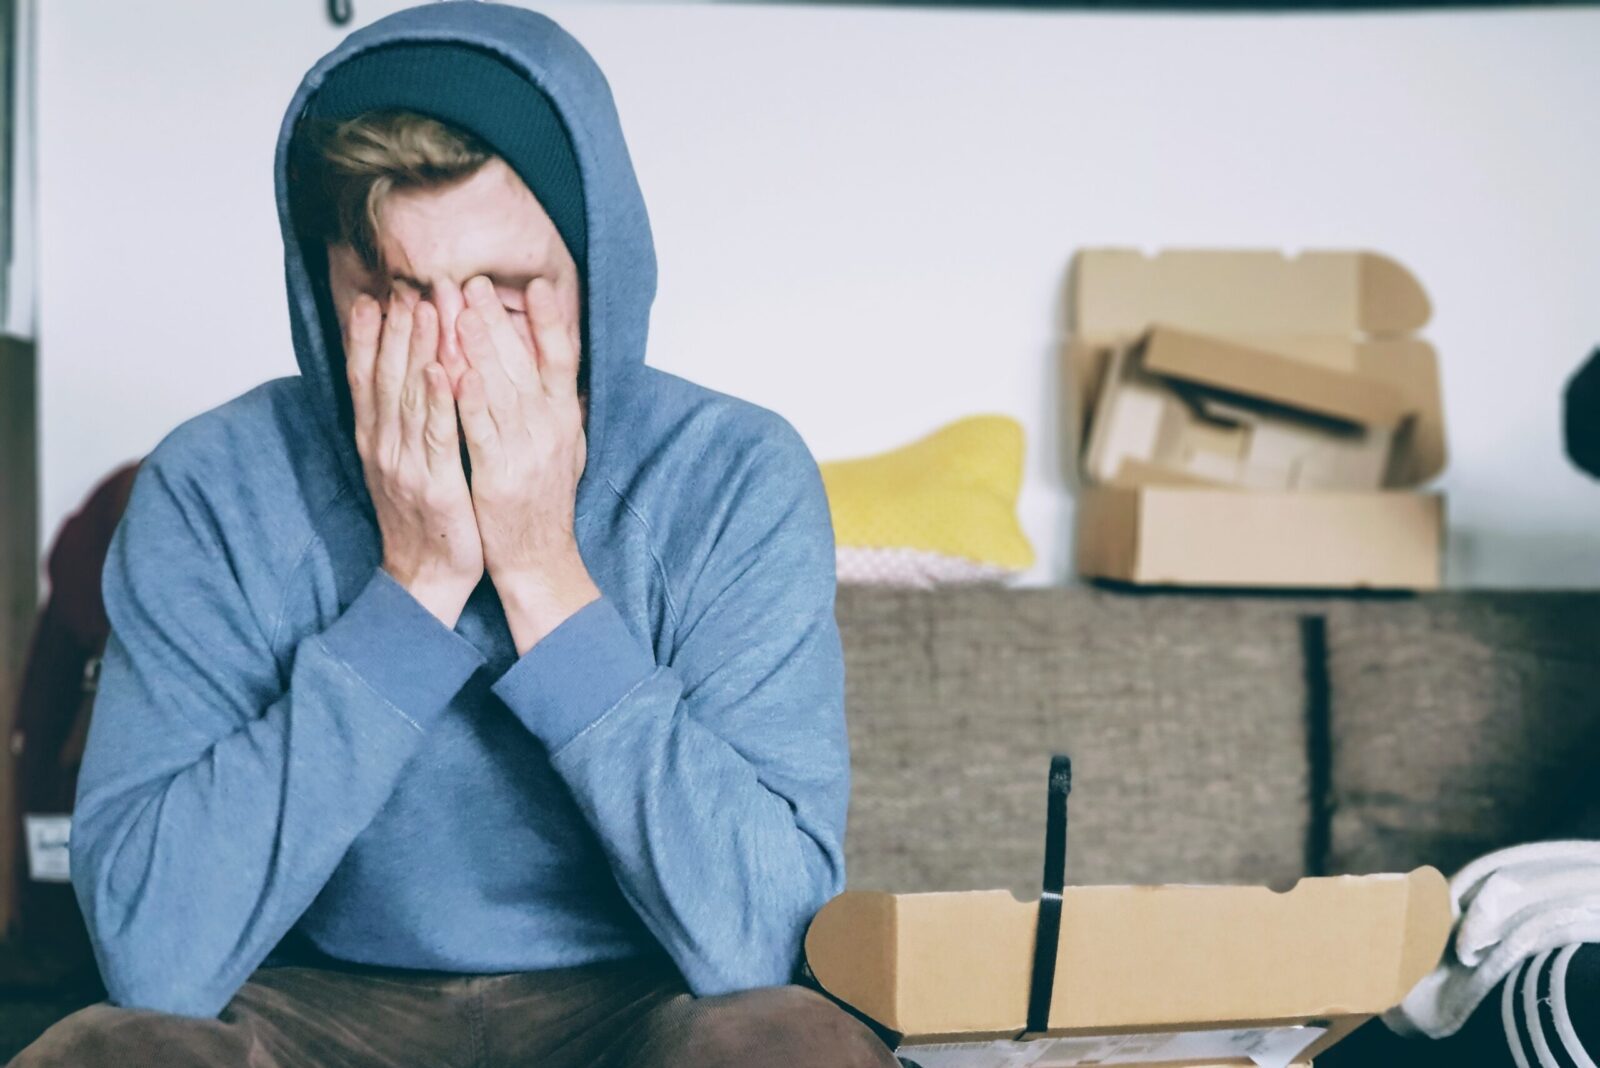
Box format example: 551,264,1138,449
24,814,72,882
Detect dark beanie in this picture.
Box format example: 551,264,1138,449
293,41,587,273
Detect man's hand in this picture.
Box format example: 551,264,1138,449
455,274,600,655
347,292,484,627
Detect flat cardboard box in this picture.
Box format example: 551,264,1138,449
1068,249,1449,590
805,867,1452,1068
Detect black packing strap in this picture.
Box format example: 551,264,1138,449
1027,754,1073,1036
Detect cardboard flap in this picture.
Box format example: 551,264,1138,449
802,891,902,1030
1398,866,1459,996
805,869,1452,1042
807,890,1041,1037
1362,339,1449,485
1043,868,1451,1032
1141,327,1414,428
1074,250,1430,338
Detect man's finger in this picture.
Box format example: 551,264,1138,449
526,277,579,404
464,275,537,392
373,292,413,442
456,367,500,463
345,294,381,439
457,305,521,433
421,364,462,473
398,301,437,454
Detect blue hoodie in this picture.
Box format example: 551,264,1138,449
69,1,850,1020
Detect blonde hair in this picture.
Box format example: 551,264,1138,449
294,108,494,273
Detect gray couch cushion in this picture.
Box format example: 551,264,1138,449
1324,594,1600,877
835,585,1313,897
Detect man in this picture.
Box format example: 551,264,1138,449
14,3,898,1066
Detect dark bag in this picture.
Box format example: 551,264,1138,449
1567,346,1600,478
5,461,140,991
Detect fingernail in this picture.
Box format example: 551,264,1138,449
467,276,493,301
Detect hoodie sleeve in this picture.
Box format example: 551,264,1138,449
490,419,851,995
69,451,486,1018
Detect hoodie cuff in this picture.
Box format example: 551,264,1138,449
316,568,487,727
491,593,658,753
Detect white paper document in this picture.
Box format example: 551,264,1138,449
899,1024,1326,1068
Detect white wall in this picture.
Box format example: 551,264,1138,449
35,0,1600,588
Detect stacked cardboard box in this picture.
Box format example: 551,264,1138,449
1068,249,1448,590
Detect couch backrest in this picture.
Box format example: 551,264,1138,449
835,585,1319,896
1321,594,1600,877
834,586,1600,895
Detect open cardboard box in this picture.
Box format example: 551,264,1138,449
805,757,1453,1068
1067,249,1448,589
804,868,1453,1068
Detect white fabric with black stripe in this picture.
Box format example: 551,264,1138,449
1500,944,1598,1068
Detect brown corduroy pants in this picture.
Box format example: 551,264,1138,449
9,954,900,1068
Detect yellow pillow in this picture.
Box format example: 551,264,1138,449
819,414,1034,587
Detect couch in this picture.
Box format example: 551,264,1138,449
5,584,1598,1063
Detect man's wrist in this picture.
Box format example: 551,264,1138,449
496,561,602,657
381,563,477,629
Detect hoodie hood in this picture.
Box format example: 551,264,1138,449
274,1,657,522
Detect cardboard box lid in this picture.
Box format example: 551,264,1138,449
804,868,1452,1043
1072,250,1430,339
1139,327,1414,429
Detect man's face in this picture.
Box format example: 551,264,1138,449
326,155,586,423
